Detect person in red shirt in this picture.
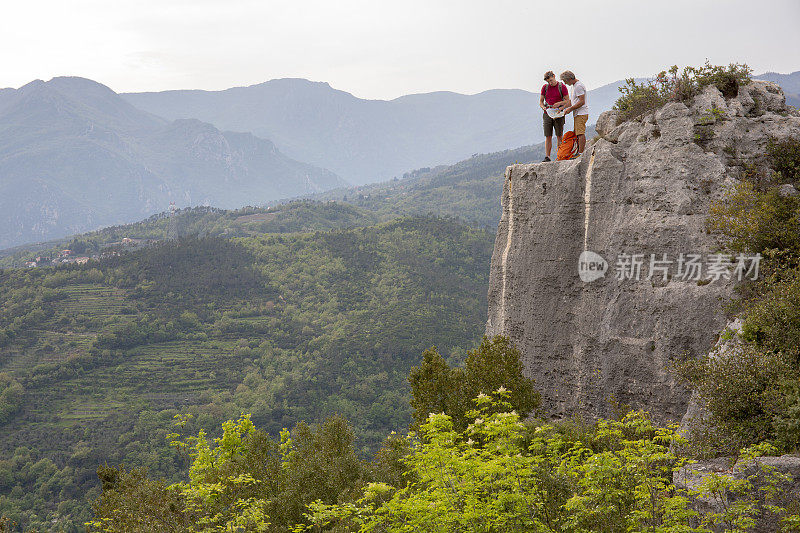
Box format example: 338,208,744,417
539,71,570,162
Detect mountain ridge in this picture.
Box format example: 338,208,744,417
0,76,345,249
121,72,797,184
121,77,621,184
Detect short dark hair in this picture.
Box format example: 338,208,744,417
544,71,555,81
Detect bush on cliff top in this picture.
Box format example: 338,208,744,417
707,180,800,261
614,62,752,121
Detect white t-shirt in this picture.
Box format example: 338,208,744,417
570,80,589,116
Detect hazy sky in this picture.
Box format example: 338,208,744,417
1,0,798,99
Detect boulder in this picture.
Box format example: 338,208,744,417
778,183,799,197
595,110,621,138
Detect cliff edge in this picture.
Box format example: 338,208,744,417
486,80,800,422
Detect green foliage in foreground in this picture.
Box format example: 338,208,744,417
614,62,753,122
308,394,799,533
87,333,538,532
87,391,800,532
89,414,366,533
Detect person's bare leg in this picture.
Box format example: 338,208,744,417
577,134,586,154
556,134,562,147
545,136,552,159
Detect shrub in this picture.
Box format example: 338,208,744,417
707,180,800,258
614,62,752,121
677,344,791,455
690,61,752,98
767,136,800,185
614,66,690,121
741,272,800,364
774,379,800,451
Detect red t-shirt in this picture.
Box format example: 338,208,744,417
541,82,567,106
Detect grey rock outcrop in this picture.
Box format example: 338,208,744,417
485,81,800,422
675,454,800,532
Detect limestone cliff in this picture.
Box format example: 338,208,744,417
486,81,800,422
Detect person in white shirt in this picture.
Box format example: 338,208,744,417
558,70,589,155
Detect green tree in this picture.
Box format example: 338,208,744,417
0,373,24,425
88,466,190,532
89,414,366,532
278,415,366,527
462,335,541,422
408,347,459,429
408,336,540,432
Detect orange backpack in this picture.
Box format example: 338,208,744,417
557,131,579,161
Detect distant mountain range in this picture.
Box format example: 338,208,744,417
1,71,796,250
122,72,798,185
0,77,344,249
122,79,627,185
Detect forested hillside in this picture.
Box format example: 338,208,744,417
313,142,551,228
0,202,379,269
0,216,492,529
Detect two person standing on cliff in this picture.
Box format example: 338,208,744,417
539,70,589,160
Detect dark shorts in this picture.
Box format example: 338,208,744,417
543,111,565,138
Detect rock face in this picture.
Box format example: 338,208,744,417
485,81,800,422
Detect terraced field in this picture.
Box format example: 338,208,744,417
1,279,262,432
47,340,246,422
0,283,130,372
59,284,131,317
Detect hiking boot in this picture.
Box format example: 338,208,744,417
542,156,551,162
